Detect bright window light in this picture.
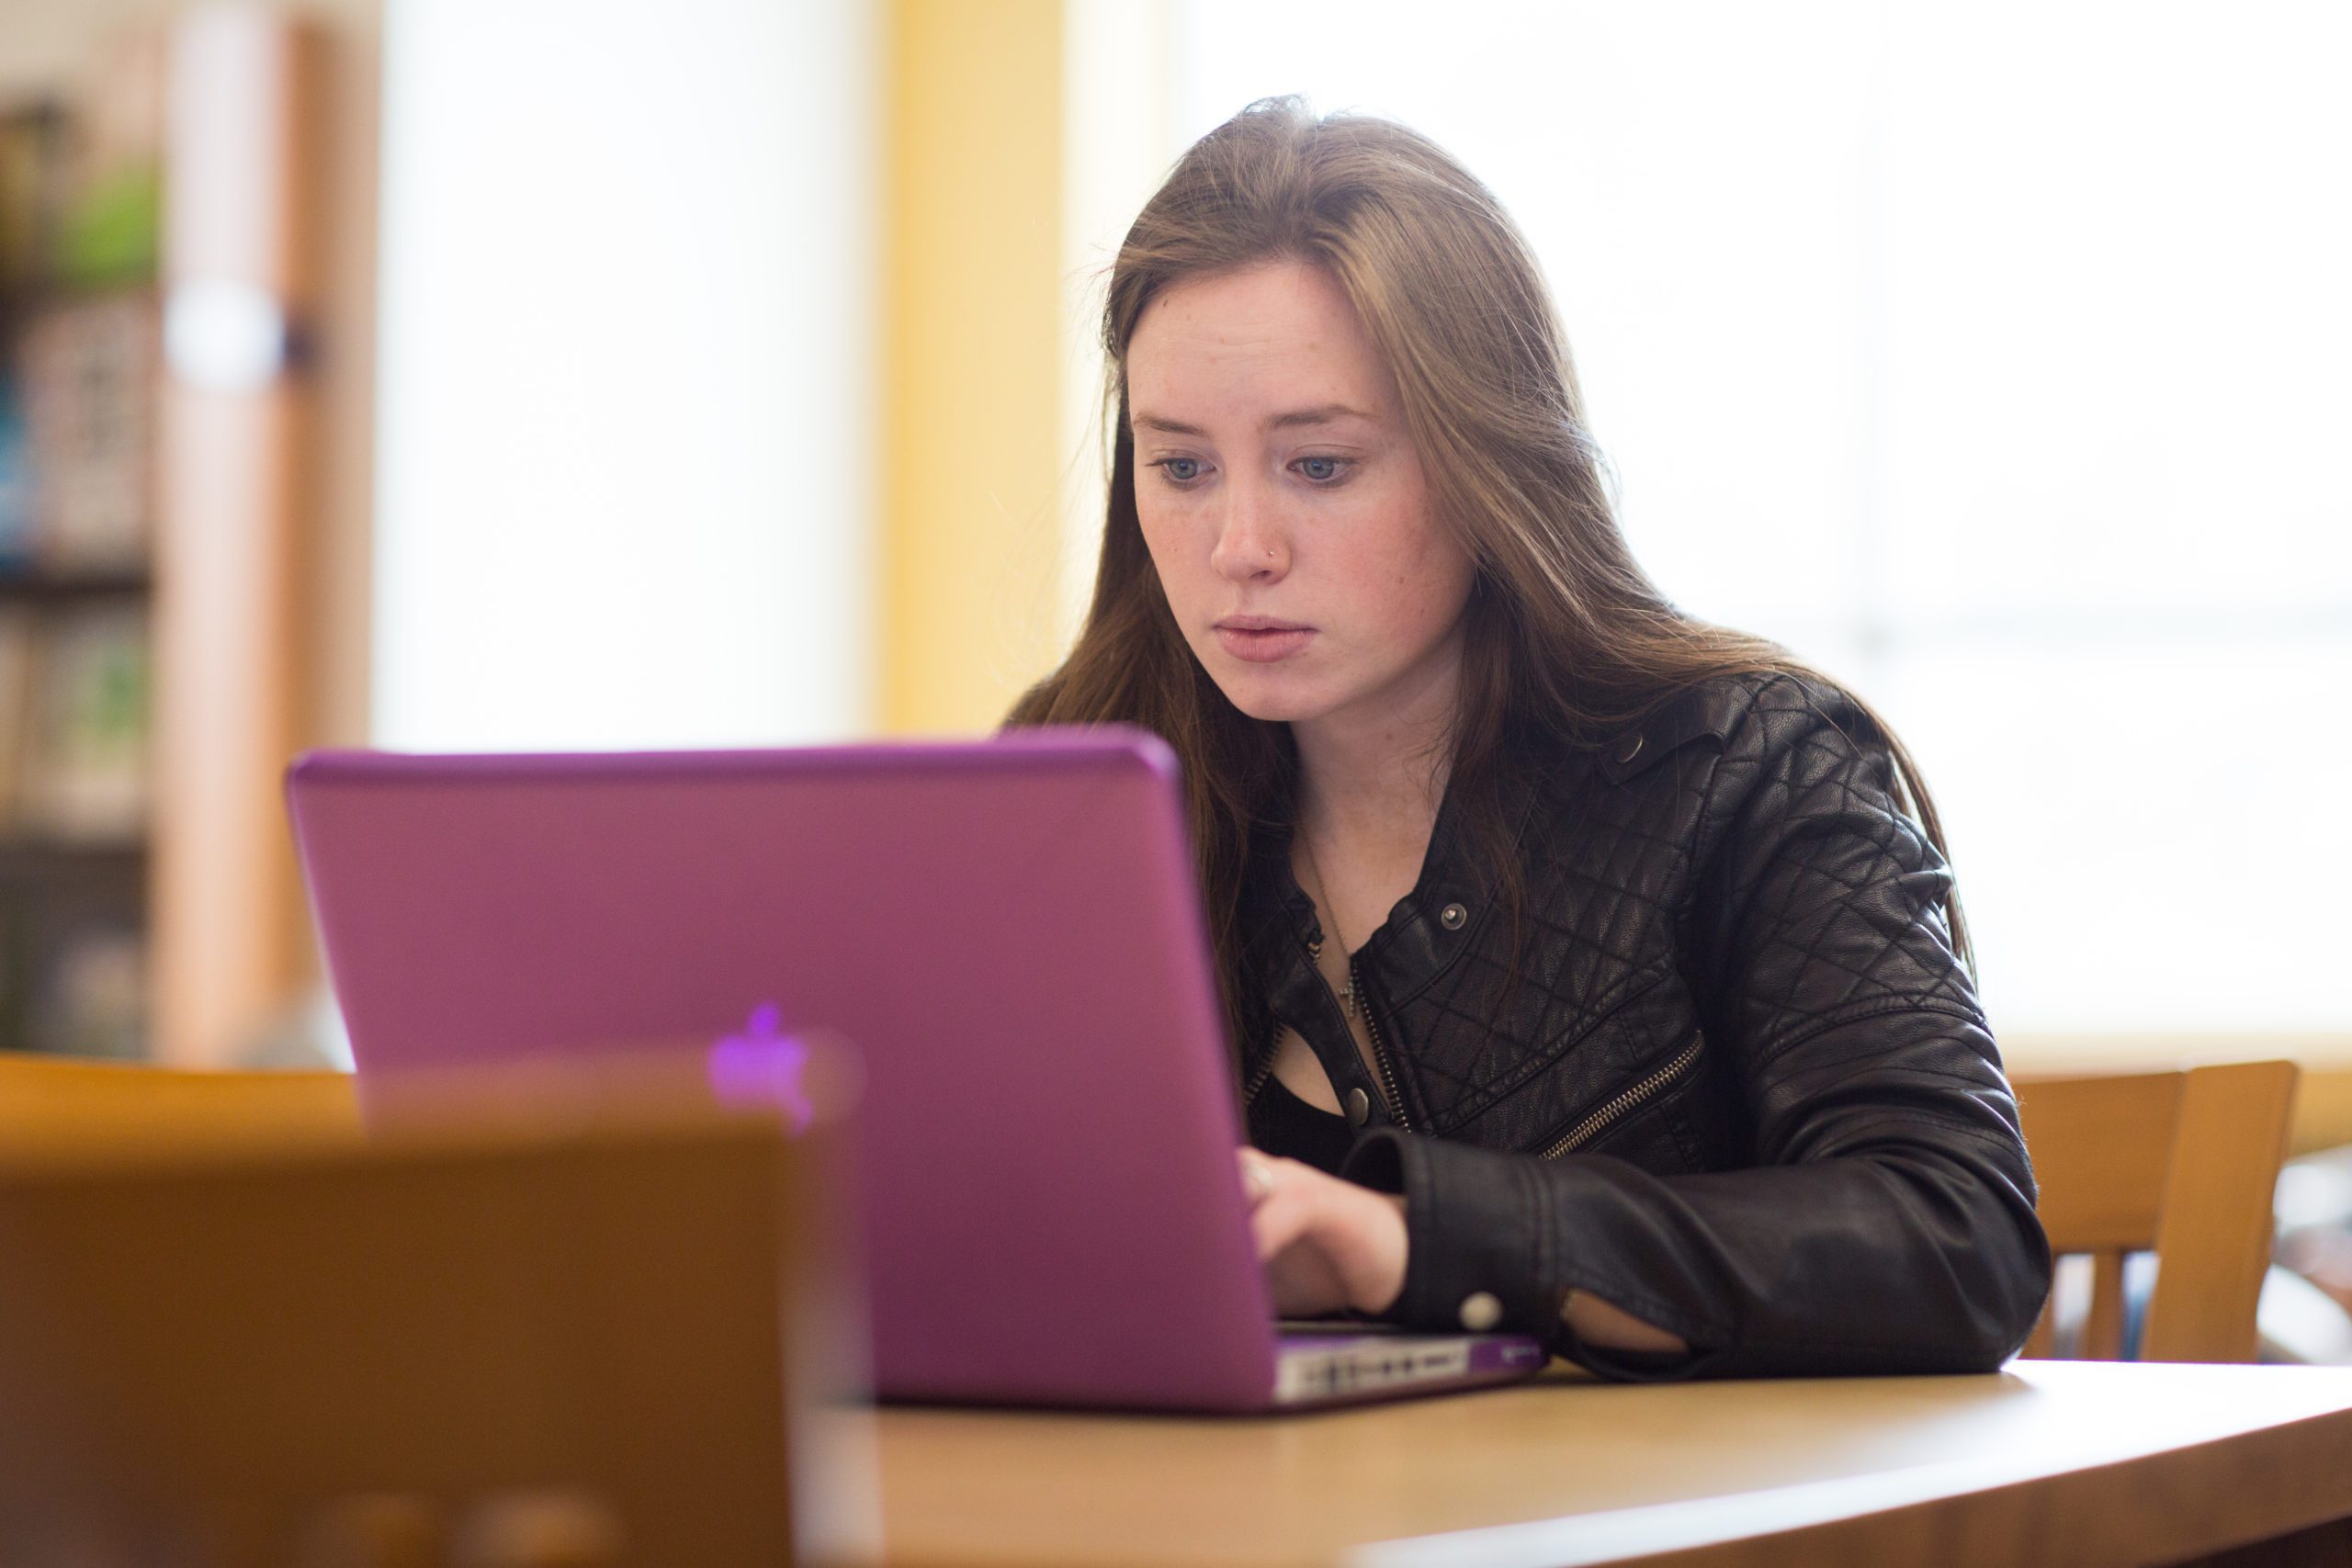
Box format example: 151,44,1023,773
1176,0,2352,1032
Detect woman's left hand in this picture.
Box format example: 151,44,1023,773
1237,1148,1409,1316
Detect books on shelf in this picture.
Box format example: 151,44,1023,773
0,609,32,824
25,911,145,1058
1,14,314,1063
0,80,157,1059
2,56,163,579
0,603,149,842
0,371,30,570
0,103,68,302
0,597,150,1057
1,103,63,575
17,291,157,574
0,69,158,841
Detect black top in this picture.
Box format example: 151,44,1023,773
1246,1067,1354,1176
1227,670,2049,1380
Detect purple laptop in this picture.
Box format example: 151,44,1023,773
284,728,1547,1412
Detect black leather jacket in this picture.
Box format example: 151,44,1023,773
1238,671,2052,1378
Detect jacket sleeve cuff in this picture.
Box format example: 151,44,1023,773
1339,1126,1564,1338
1340,1127,1720,1382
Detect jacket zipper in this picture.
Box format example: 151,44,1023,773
1241,1020,1279,1105
1537,1031,1703,1159
1350,953,1412,1133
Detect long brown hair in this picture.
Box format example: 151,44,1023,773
1008,97,1971,1063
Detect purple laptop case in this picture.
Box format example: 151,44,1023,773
286,729,1283,1409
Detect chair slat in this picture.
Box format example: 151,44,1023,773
2083,1250,2128,1359
2142,1061,2301,1363
2015,1073,2183,1250
2022,1298,2056,1360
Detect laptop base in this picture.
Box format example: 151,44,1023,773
1272,1323,1549,1408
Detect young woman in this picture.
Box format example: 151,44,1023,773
1009,98,2050,1377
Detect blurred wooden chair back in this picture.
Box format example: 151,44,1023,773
0,1109,806,1566
2015,1060,2299,1362
0,1051,360,1152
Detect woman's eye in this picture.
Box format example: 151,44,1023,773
1158,457,1204,484
1295,456,1347,483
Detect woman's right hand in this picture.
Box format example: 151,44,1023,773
1236,1148,1408,1317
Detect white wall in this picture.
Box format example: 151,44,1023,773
1057,0,1174,641
373,0,876,750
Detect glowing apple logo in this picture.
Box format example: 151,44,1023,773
705,1001,814,1132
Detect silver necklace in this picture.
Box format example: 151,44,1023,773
1295,833,1360,1022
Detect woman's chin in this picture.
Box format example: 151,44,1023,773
1207,669,1338,726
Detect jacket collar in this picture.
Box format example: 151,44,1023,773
1592,678,1751,784
1238,747,1549,1058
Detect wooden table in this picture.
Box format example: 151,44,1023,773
825,1360,2352,1568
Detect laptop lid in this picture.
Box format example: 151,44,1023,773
286,728,1283,1410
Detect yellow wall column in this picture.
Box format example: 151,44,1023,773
882,0,1068,736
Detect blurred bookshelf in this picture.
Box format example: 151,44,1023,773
0,14,322,1063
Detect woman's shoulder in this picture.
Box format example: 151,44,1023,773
1575,667,1880,789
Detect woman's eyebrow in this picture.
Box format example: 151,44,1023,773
1130,403,1374,436
1268,403,1374,430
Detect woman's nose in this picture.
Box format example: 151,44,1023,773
1208,480,1288,582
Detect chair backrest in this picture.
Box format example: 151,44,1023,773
0,1051,361,1152
0,1107,805,1565
2014,1060,2299,1362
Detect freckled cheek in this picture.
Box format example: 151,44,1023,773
1135,494,1175,558
1136,506,1206,612
1351,497,1464,625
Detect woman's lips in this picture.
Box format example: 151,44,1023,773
1214,623,1314,662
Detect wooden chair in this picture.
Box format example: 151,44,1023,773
0,1102,811,1565
2014,1061,2299,1362
0,1050,361,1154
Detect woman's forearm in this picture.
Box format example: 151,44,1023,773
1564,1290,1689,1354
